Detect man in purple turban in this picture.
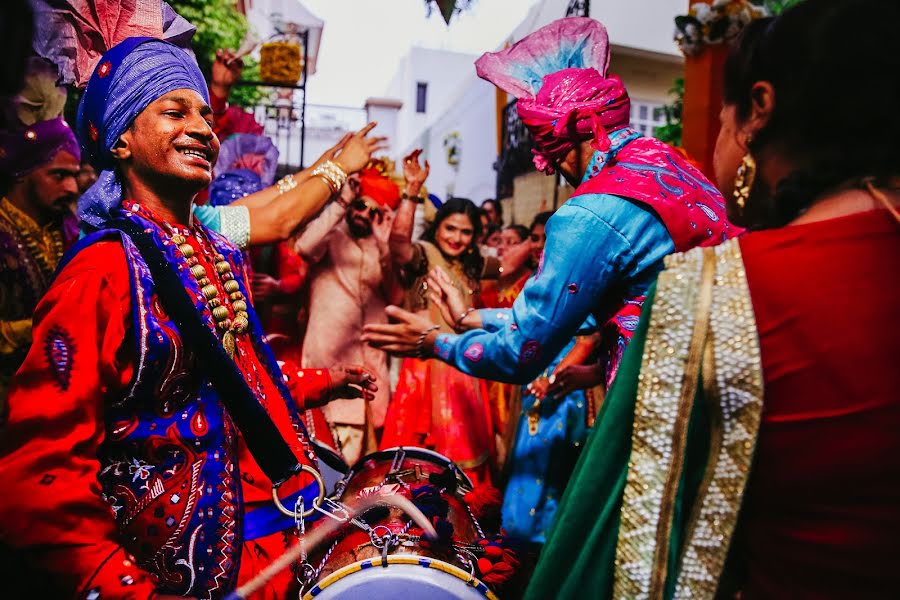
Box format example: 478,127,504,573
0,37,379,599
0,115,81,413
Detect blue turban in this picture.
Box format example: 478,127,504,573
76,37,210,229
208,169,264,207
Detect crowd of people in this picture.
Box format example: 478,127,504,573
0,0,897,598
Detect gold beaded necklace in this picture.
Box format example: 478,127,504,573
170,229,250,358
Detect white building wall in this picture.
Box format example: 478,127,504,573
592,0,684,58
508,0,682,59
384,47,479,154
302,104,367,167
365,98,403,158
411,76,498,205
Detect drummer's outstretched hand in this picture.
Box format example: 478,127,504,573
321,364,378,405
362,306,439,358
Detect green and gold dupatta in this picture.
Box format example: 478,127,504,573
525,239,764,600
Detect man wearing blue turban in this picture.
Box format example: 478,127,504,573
0,38,377,599
77,39,383,250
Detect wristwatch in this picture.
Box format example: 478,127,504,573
401,192,425,204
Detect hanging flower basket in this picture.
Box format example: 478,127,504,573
675,0,768,56
260,39,303,86
443,130,461,167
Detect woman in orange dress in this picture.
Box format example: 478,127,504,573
378,151,500,483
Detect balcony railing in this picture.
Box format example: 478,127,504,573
494,99,535,198
234,30,310,174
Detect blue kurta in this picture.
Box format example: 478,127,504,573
433,132,676,385
502,335,588,543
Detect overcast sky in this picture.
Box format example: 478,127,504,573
299,0,542,107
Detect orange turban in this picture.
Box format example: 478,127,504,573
358,165,401,210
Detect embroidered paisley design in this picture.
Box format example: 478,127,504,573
463,343,484,362
44,325,75,391
519,340,542,366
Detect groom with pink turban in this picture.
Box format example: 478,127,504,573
364,16,736,539
369,16,735,392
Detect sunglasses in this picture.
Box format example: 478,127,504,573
351,199,381,217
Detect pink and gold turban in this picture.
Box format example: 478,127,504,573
476,17,631,173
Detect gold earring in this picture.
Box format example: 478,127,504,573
733,152,756,211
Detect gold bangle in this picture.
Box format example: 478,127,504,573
315,174,336,193
311,160,348,194
276,174,298,194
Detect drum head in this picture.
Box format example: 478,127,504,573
304,555,497,600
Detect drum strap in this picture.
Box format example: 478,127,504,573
114,220,303,486
244,488,320,540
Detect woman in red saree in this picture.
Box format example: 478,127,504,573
527,1,900,598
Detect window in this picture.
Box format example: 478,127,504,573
630,100,666,137
416,82,428,113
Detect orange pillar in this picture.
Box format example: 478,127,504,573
681,1,729,178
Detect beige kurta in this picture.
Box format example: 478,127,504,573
295,202,391,428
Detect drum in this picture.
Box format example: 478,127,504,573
300,447,498,600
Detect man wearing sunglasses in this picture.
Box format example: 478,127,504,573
294,164,402,464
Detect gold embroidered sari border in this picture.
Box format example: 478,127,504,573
613,246,708,600
650,248,717,597
674,240,764,599
614,239,764,600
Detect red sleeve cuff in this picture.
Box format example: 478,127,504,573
294,368,333,407
280,363,332,409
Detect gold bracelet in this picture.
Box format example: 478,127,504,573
315,174,336,194
276,174,298,194
311,160,348,194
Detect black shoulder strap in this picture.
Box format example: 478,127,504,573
114,220,301,486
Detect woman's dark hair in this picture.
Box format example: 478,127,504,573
723,0,900,227
530,211,553,231
481,198,503,222
421,197,484,281
505,224,530,242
